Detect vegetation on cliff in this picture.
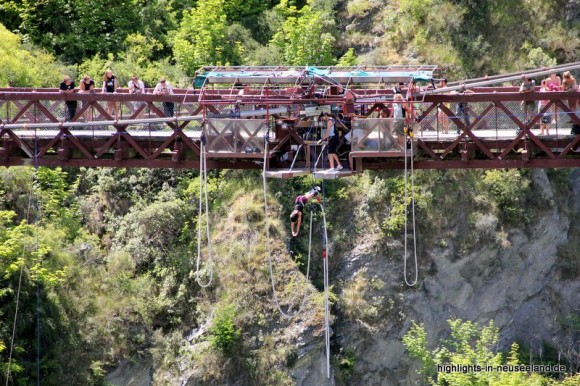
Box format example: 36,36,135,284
0,0,579,384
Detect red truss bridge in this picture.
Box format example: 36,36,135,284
0,64,579,176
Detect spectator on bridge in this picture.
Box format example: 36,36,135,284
128,75,145,95
519,76,536,126
59,75,77,122
102,69,119,120
318,113,342,171
78,74,95,122
454,83,473,134
562,71,577,122
128,75,146,115
545,73,561,91
437,78,451,134
290,187,321,237
538,79,551,135
392,93,411,148
392,83,405,95
154,78,175,117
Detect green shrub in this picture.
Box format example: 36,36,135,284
338,347,356,379
402,318,579,385
482,170,530,226
209,304,241,355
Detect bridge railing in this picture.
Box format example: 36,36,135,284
350,118,401,152
412,99,577,138
355,92,579,146
204,119,268,154
0,91,203,132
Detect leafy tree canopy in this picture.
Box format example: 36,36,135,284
403,318,579,385
270,1,336,66
172,0,243,75
0,24,65,87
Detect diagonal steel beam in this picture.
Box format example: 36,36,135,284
0,129,34,158
120,132,150,159
149,131,179,159
94,134,120,158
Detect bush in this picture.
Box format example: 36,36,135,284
209,304,241,355
482,170,530,226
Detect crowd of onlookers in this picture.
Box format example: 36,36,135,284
58,70,175,121
520,71,577,134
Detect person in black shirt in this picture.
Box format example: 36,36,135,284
102,69,119,119
59,76,77,121
454,83,473,134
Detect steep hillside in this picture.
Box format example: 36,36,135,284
1,166,579,384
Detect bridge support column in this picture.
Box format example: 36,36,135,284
0,147,8,161
114,149,124,161
171,149,182,162
522,149,529,162
57,147,71,161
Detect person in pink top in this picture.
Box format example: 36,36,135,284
546,73,561,91
538,79,550,135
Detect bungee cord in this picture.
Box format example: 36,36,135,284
195,133,214,288
319,198,331,379
403,87,419,287
6,128,41,386
262,138,314,318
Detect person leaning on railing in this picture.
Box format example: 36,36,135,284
128,75,146,114
454,83,474,134
519,76,536,125
153,77,175,117
78,74,95,122
562,71,578,122
59,75,77,122
102,69,119,120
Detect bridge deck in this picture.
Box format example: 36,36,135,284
0,85,578,171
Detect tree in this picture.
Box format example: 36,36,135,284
172,0,242,75
270,1,336,66
337,48,358,66
0,24,64,87
403,318,577,386
209,304,241,355
1,0,177,64
526,47,557,69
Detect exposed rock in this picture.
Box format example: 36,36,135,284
328,170,580,385
293,347,335,386
105,360,152,386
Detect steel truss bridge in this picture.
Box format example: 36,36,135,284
0,64,579,176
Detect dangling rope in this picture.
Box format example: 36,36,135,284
314,142,331,378
403,88,419,287
195,133,214,288
319,198,331,379
262,130,331,374
5,127,41,386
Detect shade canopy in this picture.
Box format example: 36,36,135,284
194,65,438,88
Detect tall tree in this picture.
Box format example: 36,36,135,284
0,24,64,87
172,0,242,75
270,1,336,66
0,0,176,64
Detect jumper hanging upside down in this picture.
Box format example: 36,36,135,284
290,187,321,237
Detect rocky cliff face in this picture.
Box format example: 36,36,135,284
103,170,579,386
295,169,579,385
